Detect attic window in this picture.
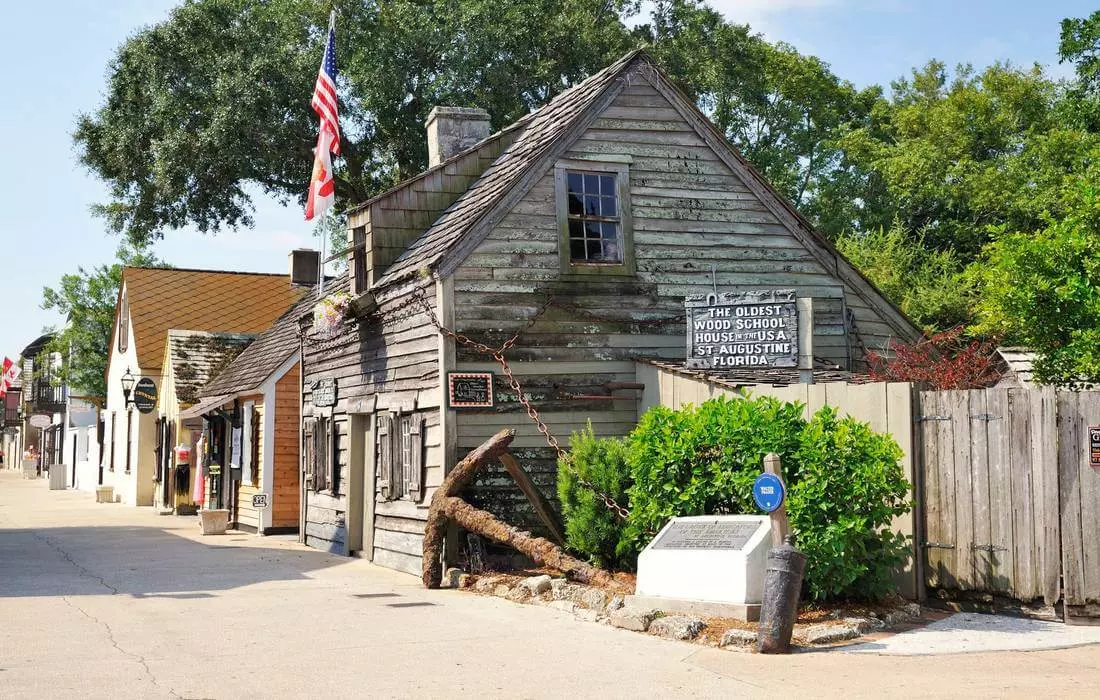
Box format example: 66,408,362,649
118,298,129,353
555,160,634,276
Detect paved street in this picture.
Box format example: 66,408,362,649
2,472,1099,699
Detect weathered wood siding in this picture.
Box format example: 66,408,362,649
301,280,443,561
272,364,300,529
449,77,905,531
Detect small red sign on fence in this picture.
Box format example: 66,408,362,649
1090,426,1100,470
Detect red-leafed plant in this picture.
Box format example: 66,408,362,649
868,327,1003,389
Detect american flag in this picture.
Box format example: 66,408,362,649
306,12,340,221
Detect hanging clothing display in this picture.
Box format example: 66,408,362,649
174,464,190,496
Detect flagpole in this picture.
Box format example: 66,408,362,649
316,7,336,301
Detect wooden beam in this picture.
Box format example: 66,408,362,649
499,453,565,547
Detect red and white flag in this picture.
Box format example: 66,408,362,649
305,12,340,221
0,357,19,398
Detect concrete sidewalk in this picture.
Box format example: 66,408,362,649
1,472,1099,699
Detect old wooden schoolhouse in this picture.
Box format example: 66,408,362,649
299,50,920,573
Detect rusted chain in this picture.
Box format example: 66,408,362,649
413,286,636,522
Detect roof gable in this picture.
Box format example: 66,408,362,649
165,330,255,405
112,267,305,374
368,49,918,341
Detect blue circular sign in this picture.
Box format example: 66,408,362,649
752,473,785,513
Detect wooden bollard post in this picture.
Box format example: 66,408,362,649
762,453,790,547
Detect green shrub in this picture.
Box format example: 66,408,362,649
623,396,804,552
556,395,912,601
556,424,634,570
789,407,911,600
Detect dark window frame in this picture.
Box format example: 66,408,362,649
555,159,634,277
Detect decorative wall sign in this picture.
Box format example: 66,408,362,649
133,377,158,414
311,378,337,407
1090,426,1100,470
28,414,51,429
651,519,761,550
752,473,786,513
252,493,269,509
447,372,494,409
685,289,799,370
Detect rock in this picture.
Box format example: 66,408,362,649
719,628,757,648
575,608,601,623
905,602,922,618
473,576,501,593
506,586,531,602
843,616,886,635
649,615,705,641
551,580,586,603
493,584,512,598
800,624,859,645
546,600,577,614
580,588,609,612
607,595,625,612
444,568,463,588
609,609,657,632
458,574,474,589
520,575,553,595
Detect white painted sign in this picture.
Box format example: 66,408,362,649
685,290,798,370
230,427,242,469
636,515,771,605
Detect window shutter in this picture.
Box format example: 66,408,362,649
329,419,340,495
378,415,393,500
250,407,261,487
407,413,424,502
314,417,329,493
303,419,315,492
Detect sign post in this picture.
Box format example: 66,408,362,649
755,453,789,547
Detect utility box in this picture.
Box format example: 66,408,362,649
48,464,67,490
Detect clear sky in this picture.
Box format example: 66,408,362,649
0,0,1092,360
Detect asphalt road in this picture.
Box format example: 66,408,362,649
2,471,1099,699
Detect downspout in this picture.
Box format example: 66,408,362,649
298,324,308,545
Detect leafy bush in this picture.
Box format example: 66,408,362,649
623,396,804,550
788,407,910,600
557,424,634,570
557,395,912,601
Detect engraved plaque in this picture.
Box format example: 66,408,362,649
651,520,761,551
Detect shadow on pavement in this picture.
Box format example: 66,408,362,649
0,525,347,598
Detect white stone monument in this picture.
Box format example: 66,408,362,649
632,515,771,621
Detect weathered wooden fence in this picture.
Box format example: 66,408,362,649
919,388,1100,622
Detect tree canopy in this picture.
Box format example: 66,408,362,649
73,2,1100,386
41,244,164,397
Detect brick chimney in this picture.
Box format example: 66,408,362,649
426,107,491,167
288,249,320,287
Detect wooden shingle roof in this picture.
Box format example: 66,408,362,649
166,330,255,405
200,277,349,397
115,267,305,374
372,49,641,289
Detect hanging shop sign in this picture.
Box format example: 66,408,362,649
447,372,494,409
133,377,158,414
685,289,799,370
311,378,337,408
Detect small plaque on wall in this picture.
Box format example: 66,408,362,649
447,372,494,409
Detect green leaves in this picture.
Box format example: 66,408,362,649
40,243,165,396
558,396,912,600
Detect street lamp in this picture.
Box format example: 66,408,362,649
121,368,135,408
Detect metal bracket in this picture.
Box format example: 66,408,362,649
971,543,1008,553
970,414,1001,421
918,415,951,422
922,542,956,549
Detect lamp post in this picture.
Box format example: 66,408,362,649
120,368,135,475
120,368,135,408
